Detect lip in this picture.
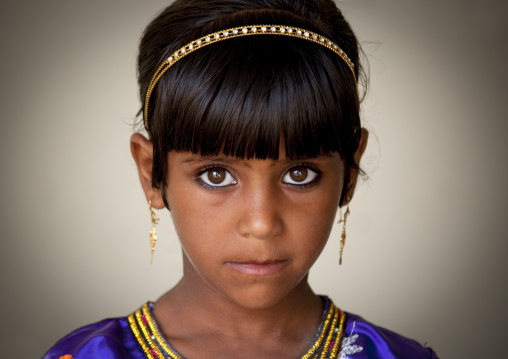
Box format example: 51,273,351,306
225,260,288,276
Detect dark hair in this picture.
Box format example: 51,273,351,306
137,0,367,206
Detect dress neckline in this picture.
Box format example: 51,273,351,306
128,296,346,359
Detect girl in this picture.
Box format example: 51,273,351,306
45,0,438,358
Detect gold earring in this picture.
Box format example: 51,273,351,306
338,202,350,265
149,200,159,264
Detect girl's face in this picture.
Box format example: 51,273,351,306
165,145,344,309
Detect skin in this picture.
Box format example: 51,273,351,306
131,129,368,359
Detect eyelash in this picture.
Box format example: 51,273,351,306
282,163,321,189
195,165,238,190
194,163,321,190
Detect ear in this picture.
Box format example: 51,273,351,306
345,128,369,203
130,133,165,210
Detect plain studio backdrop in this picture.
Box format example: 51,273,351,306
1,0,507,357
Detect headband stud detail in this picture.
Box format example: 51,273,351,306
144,24,358,133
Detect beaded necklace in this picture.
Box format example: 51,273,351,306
128,297,346,359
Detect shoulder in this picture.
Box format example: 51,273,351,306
340,312,439,359
43,315,145,359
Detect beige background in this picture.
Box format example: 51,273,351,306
1,0,507,357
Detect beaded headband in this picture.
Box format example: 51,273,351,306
144,24,358,132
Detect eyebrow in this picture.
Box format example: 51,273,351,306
181,153,335,166
182,156,237,164
181,156,258,169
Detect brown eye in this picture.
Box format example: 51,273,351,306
282,166,318,186
289,167,308,182
199,167,237,188
208,168,226,184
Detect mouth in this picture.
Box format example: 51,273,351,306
225,260,289,276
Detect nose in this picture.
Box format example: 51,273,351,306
237,183,283,239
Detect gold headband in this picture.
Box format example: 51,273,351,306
144,24,358,132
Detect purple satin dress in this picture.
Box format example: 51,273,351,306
44,297,438,358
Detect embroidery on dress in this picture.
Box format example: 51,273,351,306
338,321,363,359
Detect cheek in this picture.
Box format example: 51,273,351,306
169,203,221,280
295,206,339,257
285,188,341,260
292,175,342,225
168,181,234,227
167,184,234,265
169,195,212,250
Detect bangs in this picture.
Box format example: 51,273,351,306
151,35,360,160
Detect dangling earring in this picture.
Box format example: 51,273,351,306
338,200,350,265
149,200,159,264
